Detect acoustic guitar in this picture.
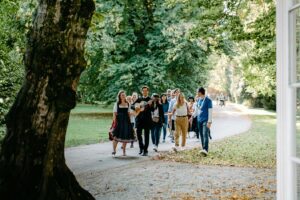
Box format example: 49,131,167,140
134,100,152,116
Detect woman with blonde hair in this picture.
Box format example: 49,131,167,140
172,93,189,151
112,90,135,156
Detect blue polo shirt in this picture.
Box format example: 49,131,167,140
197,97,213,123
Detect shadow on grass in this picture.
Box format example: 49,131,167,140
71,112,113,118
157,115,276,169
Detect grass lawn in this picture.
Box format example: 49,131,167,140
158,115,276,168
65,104,113,147
70,103,113,114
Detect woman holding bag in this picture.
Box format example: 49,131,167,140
112,90,135,156
150,93,164,152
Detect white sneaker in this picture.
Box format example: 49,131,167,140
181,146,186,151
200,149,208,156
153,146,158,152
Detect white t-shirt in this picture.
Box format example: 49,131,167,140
152,107,159,118
113,103,130,113
175,103,188,116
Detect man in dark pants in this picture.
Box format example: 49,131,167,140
190,87,213,156
133,86,153,156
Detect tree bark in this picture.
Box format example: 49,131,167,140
0,0,95,199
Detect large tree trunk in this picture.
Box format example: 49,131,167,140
0,0,95,199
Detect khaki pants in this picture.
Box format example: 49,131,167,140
175,116,188,147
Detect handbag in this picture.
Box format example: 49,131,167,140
108,119,117,141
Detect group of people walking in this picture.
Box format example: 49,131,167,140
111,86,213,157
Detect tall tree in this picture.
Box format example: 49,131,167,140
80,0,214,103
0,0,95,199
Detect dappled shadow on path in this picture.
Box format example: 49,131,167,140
113,156,140,160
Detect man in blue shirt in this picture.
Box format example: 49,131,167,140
191,87,212,156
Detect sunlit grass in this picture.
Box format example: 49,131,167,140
66,116,111,147
65,104,113,147
70,103,113,114
158,115,276,168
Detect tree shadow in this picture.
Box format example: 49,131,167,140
113,156,140,160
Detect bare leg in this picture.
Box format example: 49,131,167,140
113,140,118,155
122,143,127,156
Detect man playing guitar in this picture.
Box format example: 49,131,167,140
132,86,153,156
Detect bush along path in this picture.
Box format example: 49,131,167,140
66,103,276,199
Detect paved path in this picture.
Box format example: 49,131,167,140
65,103,252,174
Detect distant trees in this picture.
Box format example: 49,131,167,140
79,0,236,103
0,1,29,128
0,0,277,132
0,1,38,134
208,0,276,109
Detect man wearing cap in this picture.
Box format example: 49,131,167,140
187,96,199,139
150,93,164,152
191,87,213,156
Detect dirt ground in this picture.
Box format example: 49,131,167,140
76,160,276,200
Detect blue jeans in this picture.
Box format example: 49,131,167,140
162,116,168,140
151,123,162,146
197,121,209,152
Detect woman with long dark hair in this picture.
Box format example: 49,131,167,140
112,90,135,156
161,93,169,143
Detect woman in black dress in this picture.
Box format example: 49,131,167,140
112,90,135,156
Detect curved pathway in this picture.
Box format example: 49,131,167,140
65,102,252,174
65,103,277,200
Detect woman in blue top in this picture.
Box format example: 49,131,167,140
161,94,169,143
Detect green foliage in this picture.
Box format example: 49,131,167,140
80,0,236,103
206,1,276,110
233,2,276,109
0,0,37,137
0,0,277,124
